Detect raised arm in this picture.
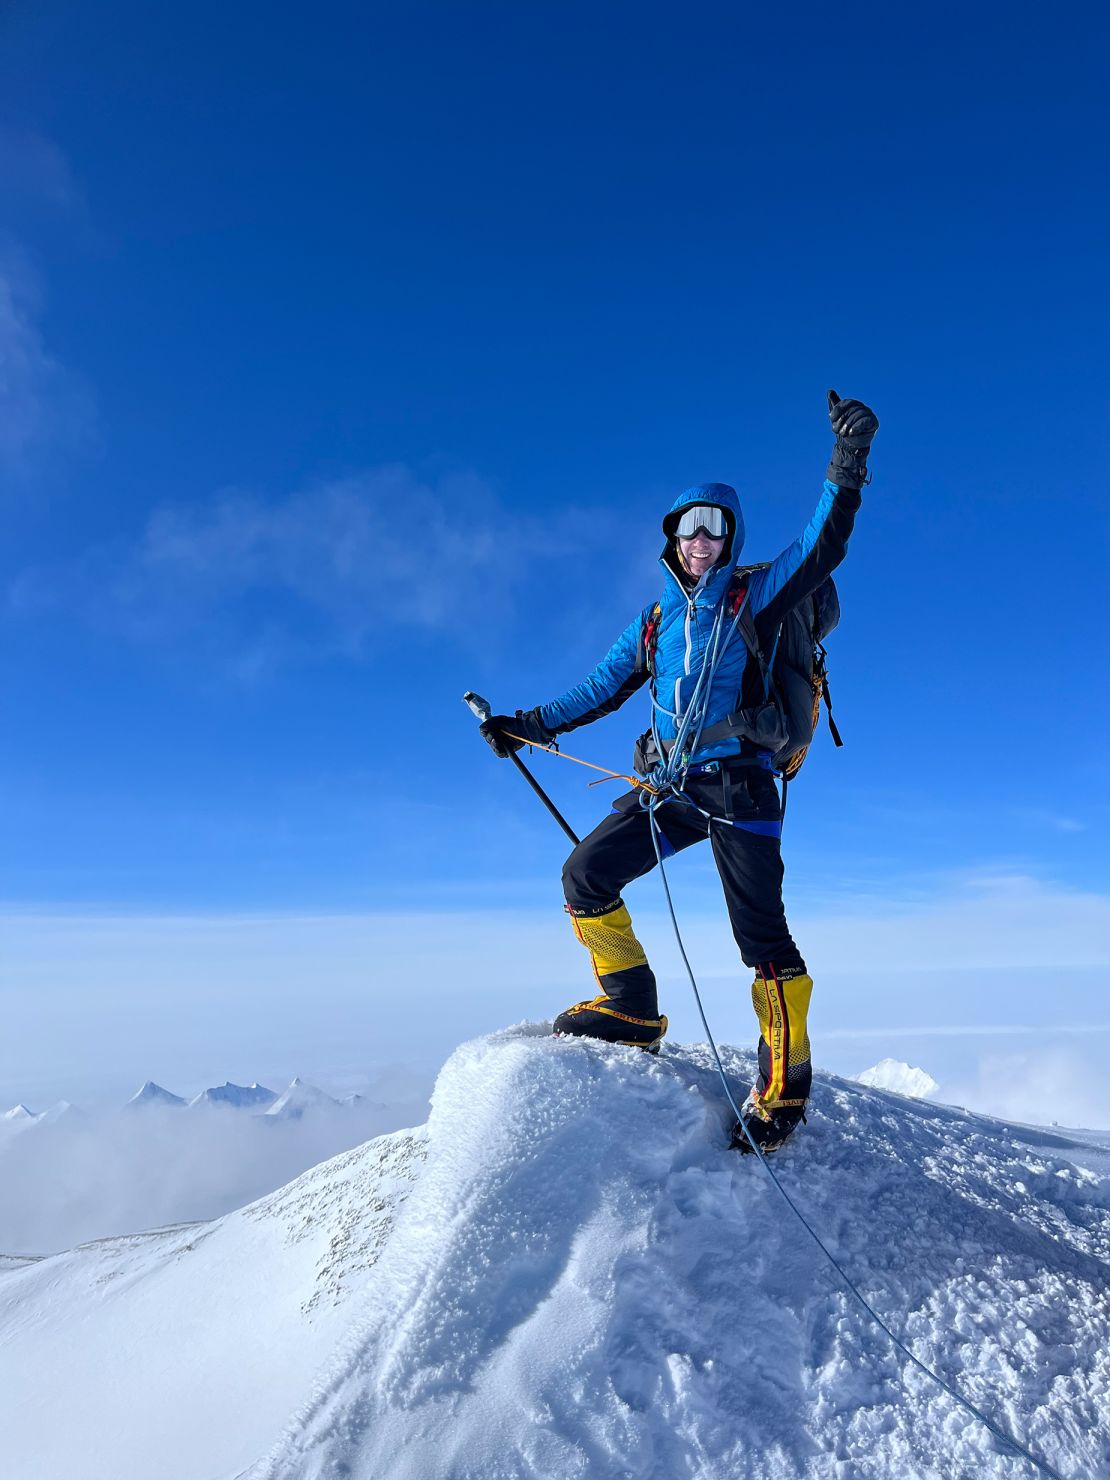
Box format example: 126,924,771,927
748,390,878,631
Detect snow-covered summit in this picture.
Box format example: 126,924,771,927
263,1077,340,1120
3,1026,1109,1480
856,1057,939,1099
188,1081,277,1110
0,1104,39,1142
125,1081,186,1109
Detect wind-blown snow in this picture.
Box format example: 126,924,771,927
856,1057,939,1099
4,1025,1110,1479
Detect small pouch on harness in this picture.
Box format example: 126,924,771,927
632,729,662,778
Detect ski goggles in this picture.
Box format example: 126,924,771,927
674,504,727,540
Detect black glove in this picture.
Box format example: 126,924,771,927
826,389,879,489
479,707,554,758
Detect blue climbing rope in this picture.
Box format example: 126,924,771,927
646,800,1069,1480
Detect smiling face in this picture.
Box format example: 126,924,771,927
676,530,726,581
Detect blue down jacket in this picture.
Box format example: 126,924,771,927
537,480,862,766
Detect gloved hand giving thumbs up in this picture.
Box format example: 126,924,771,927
826,389,879,489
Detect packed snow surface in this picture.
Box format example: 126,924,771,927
4,1025,1110,1479
856,1056,940,1099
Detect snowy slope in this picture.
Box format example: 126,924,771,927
0,1126,426,1480
247,1027,1109,1480
4,1025,1110,1480
0,1254,39,1274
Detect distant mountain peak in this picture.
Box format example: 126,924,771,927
189,1081,278,1110
126,1081,186,1109
264,1078,340,1120
856,1058,939,1099
2,1103,37,1121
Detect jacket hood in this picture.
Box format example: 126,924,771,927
661,482,745,568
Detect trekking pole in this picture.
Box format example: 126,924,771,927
463,691,580,846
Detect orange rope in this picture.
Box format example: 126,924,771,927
503,733,659,795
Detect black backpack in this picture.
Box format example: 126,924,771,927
638,564,843,779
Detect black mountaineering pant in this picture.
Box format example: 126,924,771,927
561,762,813,1107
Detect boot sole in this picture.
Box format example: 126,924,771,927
553,1030,664,1055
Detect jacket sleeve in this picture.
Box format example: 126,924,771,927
536,610,650,736
747,479,862,634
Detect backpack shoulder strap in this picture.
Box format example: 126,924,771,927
727,570,769,674
639,602,663,676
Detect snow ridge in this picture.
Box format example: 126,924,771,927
5,1026,1110,1480
244,1026,1110,1480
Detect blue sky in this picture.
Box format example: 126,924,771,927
2,2,1108,1109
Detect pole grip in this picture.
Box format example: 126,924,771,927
463,690,492,723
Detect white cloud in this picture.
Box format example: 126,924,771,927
652,864,1110,977
943,1047,1110,1132
0,1092,425,1255
0,249,93,477
9,465,603,668
799,866,1110,971
1013,806,1087,835
2,870,1109,1230
3,868,1109,1107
